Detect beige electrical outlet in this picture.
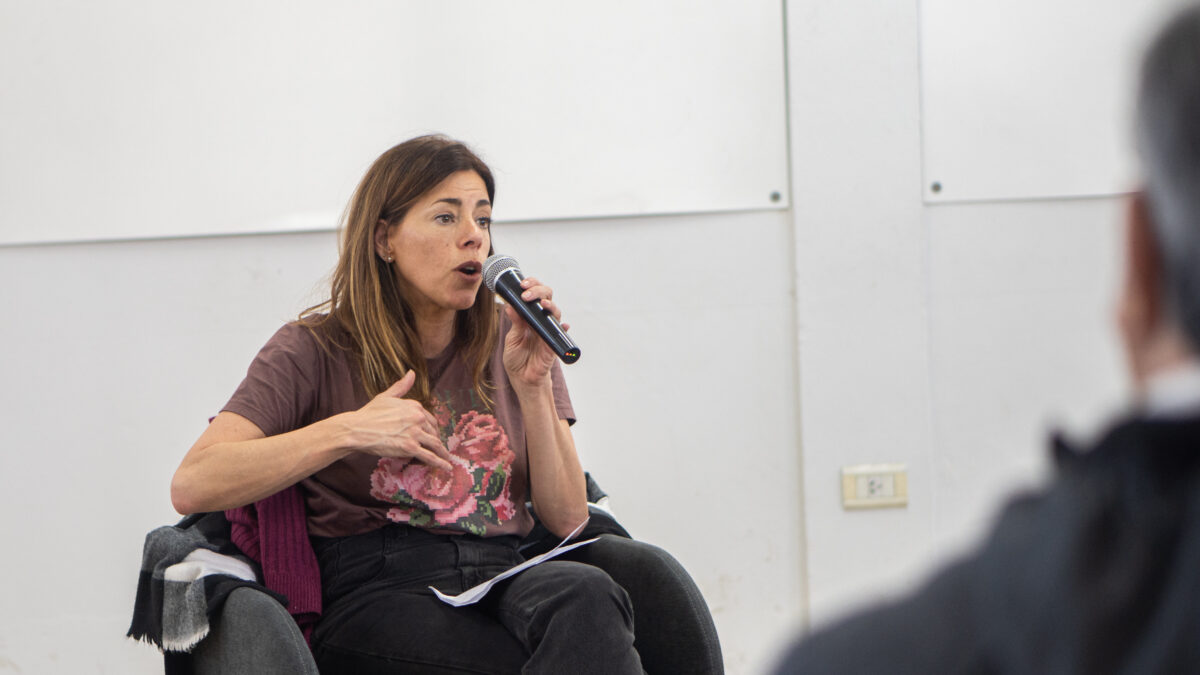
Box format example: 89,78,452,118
841,464,908,509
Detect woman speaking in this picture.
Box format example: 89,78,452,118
170,135,650,673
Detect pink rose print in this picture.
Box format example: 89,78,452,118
369,457,411,503
493,492,516,522
451,411,515,470
431,397,453,433
368,407,518,535
393,454,476,525
414,455,477,524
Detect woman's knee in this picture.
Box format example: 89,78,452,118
571,535,693,589
516,561,634,624
559,561,632,613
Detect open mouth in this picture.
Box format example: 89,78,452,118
456,261,481,276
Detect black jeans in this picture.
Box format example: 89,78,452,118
310,524,643,674
553,535,724,674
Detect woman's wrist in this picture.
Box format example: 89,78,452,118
317,411,364,457
510,375,554,404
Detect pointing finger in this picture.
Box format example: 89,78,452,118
416,448,453,473
417,432,454,467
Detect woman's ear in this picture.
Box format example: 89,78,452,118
374,219,392,262
1126,192,1164,325
1117,191,1166,384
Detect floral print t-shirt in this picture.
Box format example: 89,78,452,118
221,313,574,539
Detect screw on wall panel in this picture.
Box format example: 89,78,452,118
930,181,943,194
770,191,782,203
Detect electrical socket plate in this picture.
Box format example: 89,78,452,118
841,463,908,510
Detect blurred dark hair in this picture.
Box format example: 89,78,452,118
1137,4,1200,351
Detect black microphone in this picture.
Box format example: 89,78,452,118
482,254,581,364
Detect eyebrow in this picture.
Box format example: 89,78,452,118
433,197,491,208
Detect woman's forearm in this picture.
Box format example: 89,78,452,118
517,384,588,538
170,411,355,515
172,372,452,515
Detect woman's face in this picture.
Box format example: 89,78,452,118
377,170,492,323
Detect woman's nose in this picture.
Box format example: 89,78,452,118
460,220,485,247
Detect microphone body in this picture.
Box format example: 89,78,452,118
483,254,581,364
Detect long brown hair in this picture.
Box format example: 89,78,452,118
303,135,498,405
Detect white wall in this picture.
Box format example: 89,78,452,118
0,208,802,674
0,1,1139,674
786,0,1127,635
0,0,789,245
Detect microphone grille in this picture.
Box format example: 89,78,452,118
482,254,520,292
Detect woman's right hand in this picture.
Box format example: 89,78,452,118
343,370,453,471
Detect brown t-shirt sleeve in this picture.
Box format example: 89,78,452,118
549,359,575,425
222,323,321,437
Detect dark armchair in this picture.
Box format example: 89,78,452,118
137,477,723,674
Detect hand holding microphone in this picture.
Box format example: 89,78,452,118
483,254,581,364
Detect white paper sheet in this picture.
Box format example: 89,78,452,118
432,520,597,607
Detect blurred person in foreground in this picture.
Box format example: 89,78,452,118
775,5,1200,674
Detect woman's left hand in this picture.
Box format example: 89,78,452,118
502,276,569,392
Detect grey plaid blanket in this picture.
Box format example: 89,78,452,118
127,512,279,652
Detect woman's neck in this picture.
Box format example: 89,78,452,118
414,311,457,358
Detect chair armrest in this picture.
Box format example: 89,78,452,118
190,586,318,675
